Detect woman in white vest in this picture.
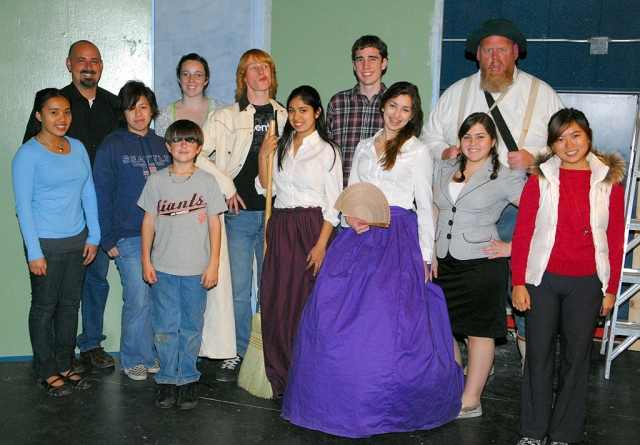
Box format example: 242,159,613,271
511,108,625,445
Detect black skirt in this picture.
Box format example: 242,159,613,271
434,253,508,338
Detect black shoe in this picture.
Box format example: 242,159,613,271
38,376,72,396
81,347,115,368
177,383,198,410
71,356,85,373
215,356,242,382
155,384,177,409
62,370,92,390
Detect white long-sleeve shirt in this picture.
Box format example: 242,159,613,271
348,131,434,260
421,68,564,166
255,131,343,226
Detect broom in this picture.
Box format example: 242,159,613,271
237,115,276,399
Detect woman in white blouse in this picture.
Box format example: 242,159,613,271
282,82,463,438
256,85,342,398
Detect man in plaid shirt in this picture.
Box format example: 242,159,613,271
326,35,388,188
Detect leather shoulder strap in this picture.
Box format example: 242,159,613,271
458,76,474,131
518,76,540,150
485,91,519,152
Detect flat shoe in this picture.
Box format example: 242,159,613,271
63,370,92,390
456,402,482,419
38,376,72,396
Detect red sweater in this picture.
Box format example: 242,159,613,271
511,169,625,294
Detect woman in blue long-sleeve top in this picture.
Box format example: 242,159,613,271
13,88,100,395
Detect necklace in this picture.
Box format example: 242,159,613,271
378,131,386,145
566,177,590,236
37,134,65,152
168,166,195,184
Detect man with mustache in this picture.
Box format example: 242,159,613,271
421,19,564,370
23,40,120,371
422,19,563,169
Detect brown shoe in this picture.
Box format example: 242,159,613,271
81,347,115,368
72,356,85,373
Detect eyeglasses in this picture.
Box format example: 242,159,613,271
170,136,200,144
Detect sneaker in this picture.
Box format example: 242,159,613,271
456,402,483,419
155,384,176,408
216,356,242,382
148,359,160,374
518,438,547,445
71,356,85,373
81,347,115,368
177,383,198,410
124,364,148,381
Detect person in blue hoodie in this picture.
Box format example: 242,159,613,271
93,81,171,381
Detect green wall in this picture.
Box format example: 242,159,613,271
0,0,441,358
271,0,440,114
0,0,152,357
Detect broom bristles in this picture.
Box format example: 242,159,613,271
238,312,273,399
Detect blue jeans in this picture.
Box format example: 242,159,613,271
29,248,86,379
77,246,110,352
225,210,264,357
497,203,526,338
151,271,207,385
113,237,156,370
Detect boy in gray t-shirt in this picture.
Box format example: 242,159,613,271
139,120,227,410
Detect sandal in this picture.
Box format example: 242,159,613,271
61,369,92,390
38,376,72,396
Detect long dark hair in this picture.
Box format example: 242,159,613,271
455,112,500,182
176,53,210,95
25,88,71,139
117,80,159,127
547,108,593,153
378,82,423,170
276,85,340,171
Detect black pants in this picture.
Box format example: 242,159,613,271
518,272,603,443
29,248,86,379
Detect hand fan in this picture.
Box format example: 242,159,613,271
334,182,390,228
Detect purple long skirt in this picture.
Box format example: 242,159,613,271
282,207,463,438
261,207,337,397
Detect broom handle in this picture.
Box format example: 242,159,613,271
263,119,276,257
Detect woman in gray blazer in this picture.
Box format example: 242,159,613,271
432,113,525,419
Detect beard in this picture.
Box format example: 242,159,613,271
78,70,98,89
480,61,514,93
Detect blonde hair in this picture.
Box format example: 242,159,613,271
234,49,278,102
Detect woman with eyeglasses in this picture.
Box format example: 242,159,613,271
432,112,525,419
155,53,227,137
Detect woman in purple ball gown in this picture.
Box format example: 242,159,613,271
282,82,463,438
